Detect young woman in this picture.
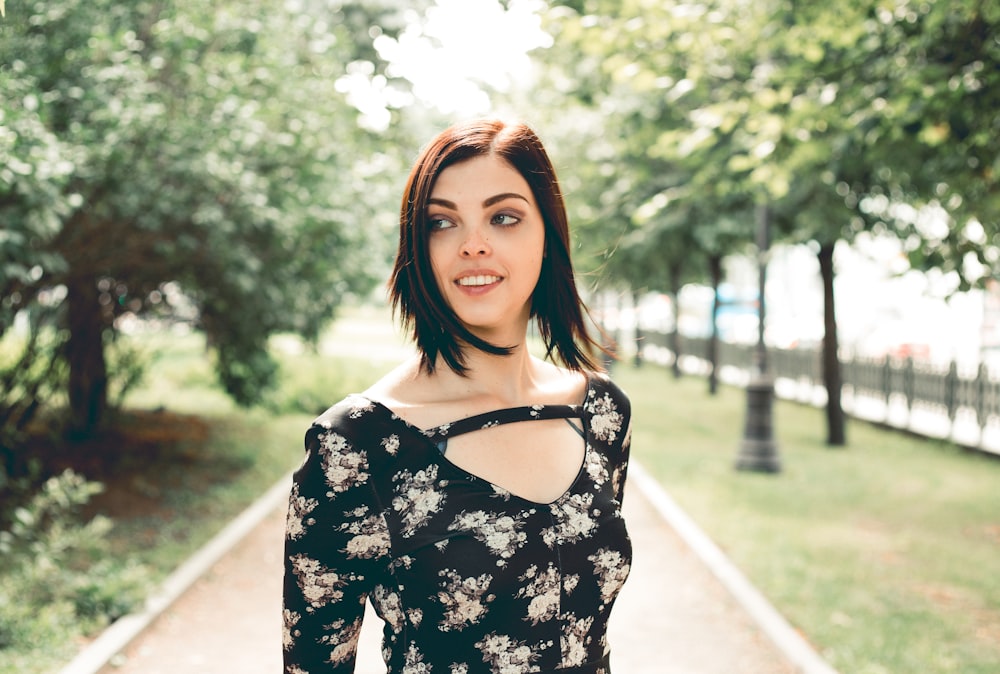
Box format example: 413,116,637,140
283,119,632,673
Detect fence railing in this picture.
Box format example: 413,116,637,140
638,331,1000,456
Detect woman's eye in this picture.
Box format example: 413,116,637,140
491,213,520,226
428,217,455,230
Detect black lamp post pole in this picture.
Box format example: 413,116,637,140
736,203,781,472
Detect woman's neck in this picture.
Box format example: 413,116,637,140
433,343,544,409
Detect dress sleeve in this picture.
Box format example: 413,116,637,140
589,375,632,505
615,405,632,504
282,419,388,672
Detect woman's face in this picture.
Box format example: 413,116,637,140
426,154,546,343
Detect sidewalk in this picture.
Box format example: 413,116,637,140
79,464,828,674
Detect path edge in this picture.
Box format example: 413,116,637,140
56,471,294,674
58,460,841,674
628,460,840,674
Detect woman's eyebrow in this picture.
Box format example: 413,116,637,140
427,192,530,210
427,197,456,209
483,192,529,207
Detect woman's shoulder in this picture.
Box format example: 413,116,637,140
308,357,422,433
584,369,631,408
581,369,631,448
311,393,387,432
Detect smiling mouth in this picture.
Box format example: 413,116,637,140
456,275,502,287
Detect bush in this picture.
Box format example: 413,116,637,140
0,470,150,658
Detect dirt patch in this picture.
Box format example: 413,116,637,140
3,409,216,521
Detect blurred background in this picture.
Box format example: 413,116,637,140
1,1,998,673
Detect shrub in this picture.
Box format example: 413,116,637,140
0,470,149,656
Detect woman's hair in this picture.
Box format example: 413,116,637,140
389,118,605,375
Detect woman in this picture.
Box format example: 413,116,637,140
283,119,632,673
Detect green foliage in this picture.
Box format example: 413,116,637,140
531,0,999,290
0,470,148,658
0,311,67,459
0,0,410,438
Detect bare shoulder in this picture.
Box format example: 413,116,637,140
360,356,455,428
531,357,590,405
361,356,426,407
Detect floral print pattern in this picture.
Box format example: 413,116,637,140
584,391,625,443
283,373,631,673
449,510,529,566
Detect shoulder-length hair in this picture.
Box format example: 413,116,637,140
389,118,605,375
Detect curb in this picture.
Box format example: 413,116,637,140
57,472,294,674
628,460,840,674
58,462,839,674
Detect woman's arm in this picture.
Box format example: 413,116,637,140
282,420,386,671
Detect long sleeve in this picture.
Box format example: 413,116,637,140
584,375,632,505
282,421,390,672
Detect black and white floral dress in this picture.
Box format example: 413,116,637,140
283,372,632,673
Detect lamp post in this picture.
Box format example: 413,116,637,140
735,203,781,472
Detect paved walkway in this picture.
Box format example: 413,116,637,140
85,466,824,674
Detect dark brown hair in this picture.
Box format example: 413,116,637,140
389,118,603,375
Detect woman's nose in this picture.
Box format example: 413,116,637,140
460,227,491,257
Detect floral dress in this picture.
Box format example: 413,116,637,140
283,372,632,674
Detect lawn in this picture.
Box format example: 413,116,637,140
614,363,1000,674
5,305,997,674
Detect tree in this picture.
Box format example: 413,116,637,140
1,0,408,438
544,0,1000,443
535,0,765,388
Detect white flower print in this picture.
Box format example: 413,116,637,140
286,483,318,541
339,505,391,559
320,431,369,493
450,664,470,674
584,449,609,488
475,633,541,673
559,613,594,666
589,548,631,605
382,433,400,455
319,616,363,665
282,608,301,651
288,553,353,609
286,667,308,674
541,493,598,547
372,585,406,631
392,464,446,537
449,510,527,566
516,564,572,625
391,554,414,571
584,392,623,443
437,569,495,631
402,642,432,673
346,395,375,419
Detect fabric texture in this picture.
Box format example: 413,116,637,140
283,372,632,673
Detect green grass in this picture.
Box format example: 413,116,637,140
614,364,1000,674
0,307,401,674
9,304,997,674
111,308,403,577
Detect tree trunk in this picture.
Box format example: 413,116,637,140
707,254,722,395
668,267,682,379
66,276,108,438
817,243,846,446
632,288,643,367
